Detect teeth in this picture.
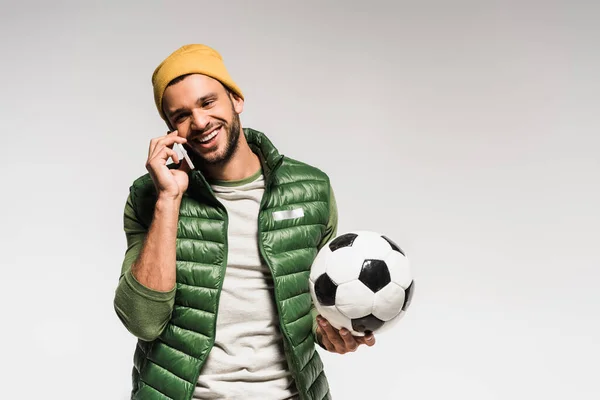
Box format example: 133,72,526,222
199,128,219,143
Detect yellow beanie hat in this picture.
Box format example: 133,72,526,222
151,44,244,122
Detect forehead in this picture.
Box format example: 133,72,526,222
163,74,225,109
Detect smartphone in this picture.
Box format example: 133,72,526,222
175,142,195,170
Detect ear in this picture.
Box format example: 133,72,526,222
230,92,245,114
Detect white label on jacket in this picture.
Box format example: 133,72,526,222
272,207,304,221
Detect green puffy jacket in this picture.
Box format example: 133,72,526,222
114,128,337,400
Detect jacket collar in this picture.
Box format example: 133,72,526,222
243,127,284,182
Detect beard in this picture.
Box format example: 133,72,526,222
184,105,242,169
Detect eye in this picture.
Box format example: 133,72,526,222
203,100,215,107
175,113,189,122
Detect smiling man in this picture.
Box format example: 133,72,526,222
113,44,376,400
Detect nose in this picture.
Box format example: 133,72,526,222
190,109,210,131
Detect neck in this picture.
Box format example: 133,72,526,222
202,132,261,181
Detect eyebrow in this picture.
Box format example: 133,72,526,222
167,92,218,118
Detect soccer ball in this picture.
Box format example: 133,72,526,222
309,231,414,336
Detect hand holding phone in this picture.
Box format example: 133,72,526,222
146,130,191,199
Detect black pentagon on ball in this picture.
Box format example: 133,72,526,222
381,235,405,256
402,280,415,311
314,273,337,306
328,233,358,252
359,259,391,293
351,314,385,334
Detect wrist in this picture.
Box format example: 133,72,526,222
156,194,183,209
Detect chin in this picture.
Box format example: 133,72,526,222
191,149,227,166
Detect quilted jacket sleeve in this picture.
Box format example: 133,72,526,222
317,186,338,250
113,190,176,342
312,184,339,344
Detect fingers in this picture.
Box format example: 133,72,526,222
355,332,376,347
147,146,179,170
317,316,373,354
148,130,187,159
318,330,335,352
317,317,347,353
316,315,377,354
169,148,180,165
339,328,359,352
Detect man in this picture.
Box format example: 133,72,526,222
113,44,376,400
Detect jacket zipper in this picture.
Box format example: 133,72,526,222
188,176,230,398
256,157,306,398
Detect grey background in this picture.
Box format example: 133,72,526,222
1,0,598,399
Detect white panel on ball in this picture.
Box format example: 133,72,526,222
309,245,332,283
372,282,405,321
335,280,375,319
325,248,366,285
349,230,394,259
309,280,317,308
385,250,412,289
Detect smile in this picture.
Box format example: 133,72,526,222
195,127,221,147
